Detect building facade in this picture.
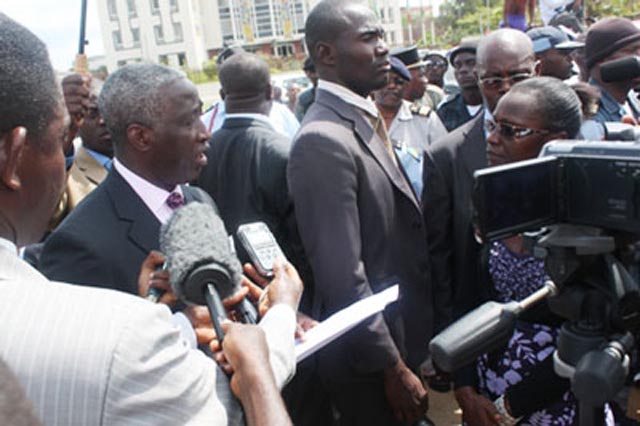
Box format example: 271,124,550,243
97,0,404,72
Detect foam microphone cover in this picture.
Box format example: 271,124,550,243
159,202,243,304
601,56,640,83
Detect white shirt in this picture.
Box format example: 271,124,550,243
113,158,183,225
317,79,380,118
540,0,574,24
201,101,299,139
225,112,274,128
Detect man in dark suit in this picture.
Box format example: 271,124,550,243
421,29,537,421
39,64,211,294
196,53,299,274
288,1,445,424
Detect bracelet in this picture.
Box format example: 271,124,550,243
494,395,521,426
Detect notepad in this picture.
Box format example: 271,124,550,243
295,285,399,362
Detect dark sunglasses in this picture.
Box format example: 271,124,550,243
486,120,549,139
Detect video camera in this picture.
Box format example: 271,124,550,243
473,138,640,242
430,136,640,425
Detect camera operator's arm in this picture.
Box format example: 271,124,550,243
222,322,293,426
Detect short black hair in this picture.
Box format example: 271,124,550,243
219,53,270,96
510,76,582,138
303,57,315,72
304,0,355,62
0,13,60,139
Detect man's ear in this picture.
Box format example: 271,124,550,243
316,42,335,67
126,123,153,153
534,59,542,76
265,83,273,101
0,127,27,191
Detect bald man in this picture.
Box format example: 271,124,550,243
421,29,537,422
288,1,439,424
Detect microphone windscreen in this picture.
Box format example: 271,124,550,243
159,202,243,302
601,56,640,83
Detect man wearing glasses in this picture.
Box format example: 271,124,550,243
421,29,537,421
423,51,449,103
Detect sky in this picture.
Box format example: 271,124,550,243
6,0,443,71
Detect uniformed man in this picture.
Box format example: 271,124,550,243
374,57,448,199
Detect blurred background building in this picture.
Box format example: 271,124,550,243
97,0,404,71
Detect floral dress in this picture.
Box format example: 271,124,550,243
476,241,576,425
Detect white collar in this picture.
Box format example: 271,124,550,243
317,79,379,118
113,158,183,225
395,101,414,122
225,113,274,128
0,237,17,255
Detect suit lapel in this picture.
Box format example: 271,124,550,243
104,170,161,255
459,115,487,179
317,91,421,212
75,147,108,186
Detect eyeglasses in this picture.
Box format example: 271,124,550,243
425,60,447,68
486,120,549,139
479,73,532,89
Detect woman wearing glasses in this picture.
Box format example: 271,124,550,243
455,77,614,425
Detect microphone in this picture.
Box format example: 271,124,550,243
429,281,557,372
601,56,640,83
160,202,258,341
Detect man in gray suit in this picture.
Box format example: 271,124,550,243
421,29,536,422
0,13,298,426
288,1,446,424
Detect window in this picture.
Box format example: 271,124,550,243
178,52,187,67
127,0,137,17
173,22,183,42
150,0,160,13
170,0,179,12
107,0,118,20
159,54,169,65
131,27,140,46
117,60,127,67
112,30,123,49
154,25,164,43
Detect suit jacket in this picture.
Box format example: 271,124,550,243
0,245,296,425
49,146,109,230
39,169,210,294
288,89,443,376
196,116,314,312
423,114,489,321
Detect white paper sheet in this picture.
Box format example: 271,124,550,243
295,285,399,362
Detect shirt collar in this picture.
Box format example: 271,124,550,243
317,79,379,118
483,107,494,139
113,158,182,224
395,101,413,122
0,237,17,255
85,147,113,170
225,113,274,129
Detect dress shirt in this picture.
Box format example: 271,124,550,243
317,79,380,118
86,147,112,170
201,100,299,139
113,158,183,224
225,112,274,128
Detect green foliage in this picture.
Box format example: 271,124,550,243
435,0,640,48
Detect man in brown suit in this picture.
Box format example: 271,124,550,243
288,1,448,424
51,77,112,226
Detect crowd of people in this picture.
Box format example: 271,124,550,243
1,0,640,425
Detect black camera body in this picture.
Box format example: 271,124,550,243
474,139,640,242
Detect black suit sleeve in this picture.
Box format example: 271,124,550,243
288,128,400,373
39,227,114,288
423,148,454,332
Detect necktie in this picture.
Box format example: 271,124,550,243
166,192,185,210
368,112,398,167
